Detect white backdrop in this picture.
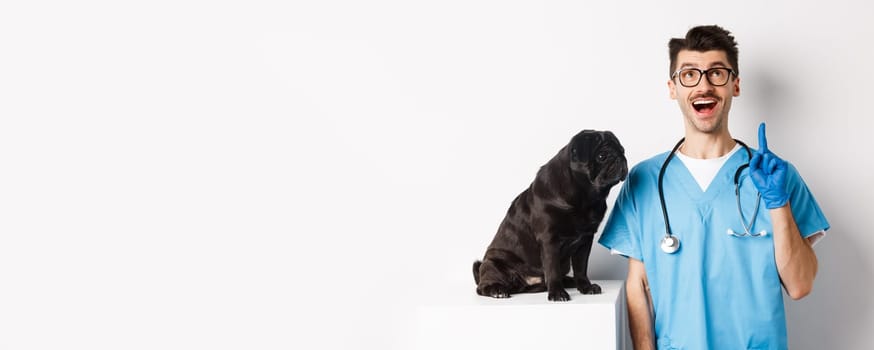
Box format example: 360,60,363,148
1,1,872,349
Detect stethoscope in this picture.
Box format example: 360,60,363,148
658,138,767,254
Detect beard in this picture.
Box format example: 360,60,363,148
679,97,730,134
685,112,726,133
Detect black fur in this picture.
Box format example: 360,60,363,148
473,130,627,301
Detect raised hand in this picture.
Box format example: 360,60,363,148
749,122,789,209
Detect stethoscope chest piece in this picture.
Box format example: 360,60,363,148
660,235,680,254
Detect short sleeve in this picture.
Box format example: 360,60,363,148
785,163,830,238
598,169,643,261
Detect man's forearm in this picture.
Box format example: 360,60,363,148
627,260,655,349
771,203,818,299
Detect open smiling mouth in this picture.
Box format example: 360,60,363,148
692,100,717,114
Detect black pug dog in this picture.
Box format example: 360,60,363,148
473,130,627,301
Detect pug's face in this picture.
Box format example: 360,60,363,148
569,130,628,189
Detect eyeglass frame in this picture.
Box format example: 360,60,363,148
670,67,738,87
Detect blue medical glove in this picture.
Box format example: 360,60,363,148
749,122,790,209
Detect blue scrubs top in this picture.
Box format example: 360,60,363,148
598,148,829,350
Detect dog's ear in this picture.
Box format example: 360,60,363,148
602,130,625,154
570,130,601,163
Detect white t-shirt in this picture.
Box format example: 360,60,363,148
675,144,742,192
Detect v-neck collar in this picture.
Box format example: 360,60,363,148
665,147,749,203
676,144,742,192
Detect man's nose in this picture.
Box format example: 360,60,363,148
695,76,716,92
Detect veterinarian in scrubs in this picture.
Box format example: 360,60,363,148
598,25,829,350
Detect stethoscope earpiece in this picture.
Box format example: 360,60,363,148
727,228,769,237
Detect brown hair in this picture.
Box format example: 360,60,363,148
669,25,739,77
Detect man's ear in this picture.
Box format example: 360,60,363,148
733,76,741,97
668,79,677,100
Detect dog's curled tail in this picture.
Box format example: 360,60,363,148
472,260,482,285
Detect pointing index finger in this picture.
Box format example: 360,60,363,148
758,122,769,153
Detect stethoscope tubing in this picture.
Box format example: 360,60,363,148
658,138,760,254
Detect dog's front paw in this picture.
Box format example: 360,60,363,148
578,282,602,295
548,289,571,302
481,284,511,299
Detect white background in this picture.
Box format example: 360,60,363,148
1,1,872,349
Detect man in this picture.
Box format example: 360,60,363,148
598,25,829,349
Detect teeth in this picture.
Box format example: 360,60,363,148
693,100,716,105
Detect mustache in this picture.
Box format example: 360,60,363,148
690,93,721,101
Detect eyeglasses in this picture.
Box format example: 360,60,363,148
671,67,736,87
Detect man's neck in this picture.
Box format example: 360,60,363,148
680,132,736,159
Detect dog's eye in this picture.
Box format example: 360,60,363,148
597,152,607,162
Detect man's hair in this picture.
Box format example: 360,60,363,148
668,25,739,77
